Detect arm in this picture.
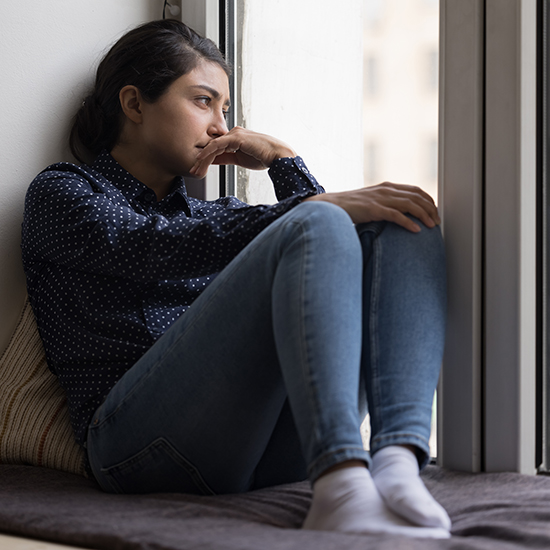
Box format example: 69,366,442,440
268,156,325,201
304,182,440,233
189,127,437,232
191,126,325,201
22,164,317,283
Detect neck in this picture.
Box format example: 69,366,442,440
110,144,174,201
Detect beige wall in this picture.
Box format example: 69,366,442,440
0,0,169,354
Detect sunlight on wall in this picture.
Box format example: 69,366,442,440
238,0,364,203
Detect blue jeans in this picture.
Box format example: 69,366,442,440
87,201,446,495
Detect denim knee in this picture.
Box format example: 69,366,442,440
285,201,359,253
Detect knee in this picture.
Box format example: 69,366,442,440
284,200,362,258
409,216,445,256
362,215,445,269
389,214,443,244
292,200,354,233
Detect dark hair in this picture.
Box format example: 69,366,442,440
69,19,230,163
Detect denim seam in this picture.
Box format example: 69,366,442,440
371,432,430,447
370,433,431,468
99,437,216,495
285,217,325,468
298,220,324,463
368,232,383,439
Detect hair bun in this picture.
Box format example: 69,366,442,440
69,18,229,163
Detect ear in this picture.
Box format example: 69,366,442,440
118,85,144,124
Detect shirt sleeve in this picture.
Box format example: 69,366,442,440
22,159,322,283
268,156,325,200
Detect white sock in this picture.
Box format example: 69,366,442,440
302,465,450,538
371,446,451,530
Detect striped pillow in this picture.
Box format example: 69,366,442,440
0,298,85,475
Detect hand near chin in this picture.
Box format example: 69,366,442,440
304,182,441,234
189,126,296,178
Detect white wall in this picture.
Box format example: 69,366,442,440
0,0,167,354
239,0,364,203
0,0,361,353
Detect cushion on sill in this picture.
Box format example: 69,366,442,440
0,297,85,475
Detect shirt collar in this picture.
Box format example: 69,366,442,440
91,150,188,204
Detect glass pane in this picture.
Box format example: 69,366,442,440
363,0,439,204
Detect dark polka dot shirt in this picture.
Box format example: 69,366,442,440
21,150,324,447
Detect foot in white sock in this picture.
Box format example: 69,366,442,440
371,445,451,530
302,465,450,538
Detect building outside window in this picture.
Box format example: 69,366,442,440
363,0,439,203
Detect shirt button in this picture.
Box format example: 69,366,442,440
301,167,309,174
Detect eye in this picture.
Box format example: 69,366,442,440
222,109,229,120
196,96,211,106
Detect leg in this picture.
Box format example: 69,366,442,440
358,218,450,530
86,201,367,495
87,203,449,538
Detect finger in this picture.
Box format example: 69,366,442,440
405,203,437,229
382,194,439,229
378,207,422,233
383,182,437,206
407,195,441,225
197,133,243,160
384,187,440,225
196,143,231,161
368,187,440,227
190,155,214,177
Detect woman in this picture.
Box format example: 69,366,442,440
22,19,451,538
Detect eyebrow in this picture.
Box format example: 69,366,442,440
189,85,231,108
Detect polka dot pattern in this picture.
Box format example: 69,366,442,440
21,150,324,446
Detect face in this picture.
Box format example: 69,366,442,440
137,60,230,179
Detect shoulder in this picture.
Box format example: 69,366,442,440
26,161,114,202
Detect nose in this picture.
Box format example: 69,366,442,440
208,110,229,138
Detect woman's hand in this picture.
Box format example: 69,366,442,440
305,182,440,233
190,126,296,178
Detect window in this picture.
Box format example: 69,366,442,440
365,55,379,97
186,0,543,474
363,0,439,202
439,0,538,474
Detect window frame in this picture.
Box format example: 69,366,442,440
185,0,541,473
438,0,539,474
